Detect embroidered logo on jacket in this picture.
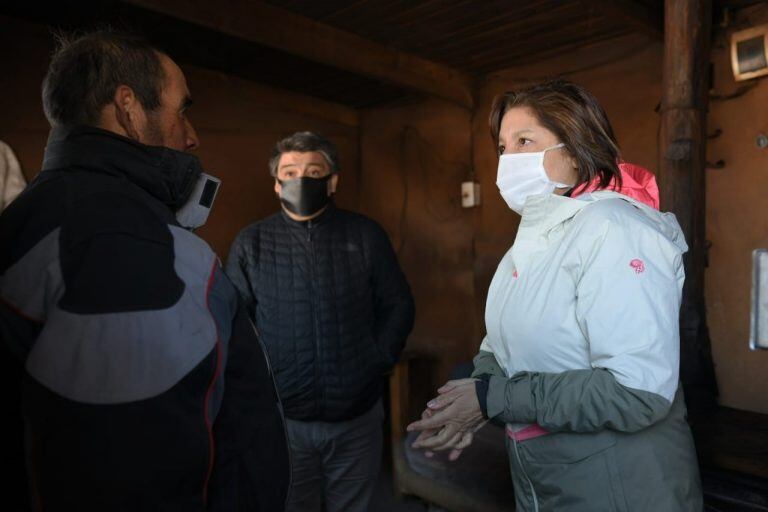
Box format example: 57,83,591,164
630,259,645,274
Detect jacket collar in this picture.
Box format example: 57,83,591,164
511,190,687,274
41,125,202,209
518,192,587,233
511,193,591,274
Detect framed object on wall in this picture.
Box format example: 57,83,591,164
731,23,768,81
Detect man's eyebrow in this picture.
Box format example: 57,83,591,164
280,162,325,168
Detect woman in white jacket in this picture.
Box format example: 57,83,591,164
407,80,703,511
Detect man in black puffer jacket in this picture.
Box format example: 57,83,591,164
226,131,415,512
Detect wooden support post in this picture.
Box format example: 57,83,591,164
659,0,718,413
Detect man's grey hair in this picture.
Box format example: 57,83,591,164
269,131,341,177
42,29,164,128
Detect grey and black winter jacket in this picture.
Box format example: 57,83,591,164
226,204,415,422
0,126,289,511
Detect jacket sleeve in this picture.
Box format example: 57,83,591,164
369,222,415,370
208,299,290,512
0,302,38,511
484,217,683,433
471,348,506,378
224,231,258,319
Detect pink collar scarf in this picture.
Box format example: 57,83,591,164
572,162,660,210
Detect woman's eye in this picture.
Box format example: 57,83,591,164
497,145,505,156
518,138,531,147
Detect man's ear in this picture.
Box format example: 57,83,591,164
274,178,282,197
113,85,143,142
329,174,339,195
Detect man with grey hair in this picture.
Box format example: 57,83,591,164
226,131,415,512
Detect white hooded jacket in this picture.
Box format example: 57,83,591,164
479,190,688,427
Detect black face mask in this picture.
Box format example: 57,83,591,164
278,175,333,217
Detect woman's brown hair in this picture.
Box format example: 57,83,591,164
489,79,621,190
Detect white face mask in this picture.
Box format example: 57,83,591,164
495,143,572,214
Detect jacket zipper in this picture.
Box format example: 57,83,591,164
511,435,539,512
202,261,223,507
249,319,293,507
306,221,324,417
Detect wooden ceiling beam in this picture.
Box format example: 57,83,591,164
578,0,664,40
123,0,474,109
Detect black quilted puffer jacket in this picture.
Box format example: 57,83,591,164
225,203,415,422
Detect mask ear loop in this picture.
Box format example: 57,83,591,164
544,142,566,152
541,143,573,189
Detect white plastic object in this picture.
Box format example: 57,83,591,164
751,249,768,350
461,181,481,208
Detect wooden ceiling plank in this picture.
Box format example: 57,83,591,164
318,0,374,23
390,2,530,52
123,0,474,108
473,28,629,73
465,28,623,72
577,0,663,40
429,6,606,68
423,2,586,55
380,0,461,28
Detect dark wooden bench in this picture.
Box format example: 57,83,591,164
692,407,768,511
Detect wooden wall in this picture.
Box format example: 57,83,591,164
2,9,767,414
358,98,477,384
704,5,768,414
